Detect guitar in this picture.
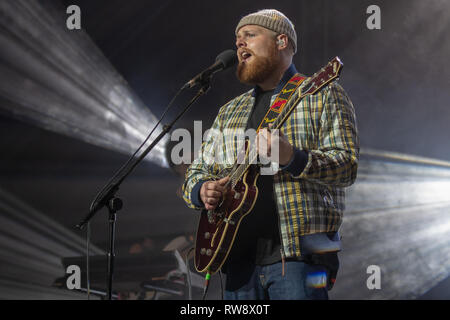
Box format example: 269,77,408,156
194,57,344,274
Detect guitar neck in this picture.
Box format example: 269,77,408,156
226,57,343,187
227,89,304,187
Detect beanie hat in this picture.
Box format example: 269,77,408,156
235,9,297,54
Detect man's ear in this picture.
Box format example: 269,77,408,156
276,34,289,50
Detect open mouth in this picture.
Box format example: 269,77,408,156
240,51,252,62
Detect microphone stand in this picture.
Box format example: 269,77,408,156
75,78,212,300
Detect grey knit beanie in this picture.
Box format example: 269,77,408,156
235,9,297,54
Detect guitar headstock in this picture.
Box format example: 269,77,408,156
301,56,343,96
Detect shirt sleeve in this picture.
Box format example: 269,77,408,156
182,104,228,210
289,82,359,187
280,148,309,176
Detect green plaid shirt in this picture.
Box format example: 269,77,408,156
182,70,359,259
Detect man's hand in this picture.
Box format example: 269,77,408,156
200,176,230,211
257,125,294,166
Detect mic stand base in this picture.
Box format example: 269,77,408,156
106,197,122,300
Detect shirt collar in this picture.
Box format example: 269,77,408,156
252,63,299,97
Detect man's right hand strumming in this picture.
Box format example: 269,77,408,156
200,176,230,210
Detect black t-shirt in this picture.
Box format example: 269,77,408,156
225,88,282,266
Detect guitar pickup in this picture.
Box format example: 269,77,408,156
234,192,240,199
200,248,212,256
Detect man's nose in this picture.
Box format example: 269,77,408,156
235,37,246,48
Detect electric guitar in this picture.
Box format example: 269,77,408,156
194,57,344,274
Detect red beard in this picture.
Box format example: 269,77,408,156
236,44,280,85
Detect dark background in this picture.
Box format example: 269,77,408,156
56,0,450,160
0,0,449,299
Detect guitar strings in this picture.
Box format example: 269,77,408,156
227,85,307,185
225,63,339,187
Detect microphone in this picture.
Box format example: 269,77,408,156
184,49,237,89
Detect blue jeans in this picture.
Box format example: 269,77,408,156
224,260,329,300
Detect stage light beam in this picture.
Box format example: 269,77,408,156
0,0,168,167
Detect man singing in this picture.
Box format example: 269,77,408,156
182,9,359,300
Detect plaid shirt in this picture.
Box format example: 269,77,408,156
182,65,359,258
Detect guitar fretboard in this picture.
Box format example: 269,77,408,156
225,57,343,189
227,83,305,188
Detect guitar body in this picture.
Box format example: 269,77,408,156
194,164,259,274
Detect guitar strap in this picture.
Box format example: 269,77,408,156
256,73,306,132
